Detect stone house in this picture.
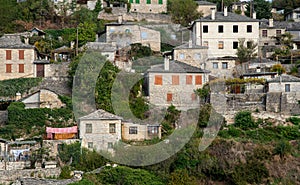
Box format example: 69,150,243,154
190,7,259,58
0,35,36,80
258,19,286,58
129,0,167,14
78,109,161,151
206,57,236,78
285,7,300,22
231,1,247,15
195,0,217,17
20,89,65,109
105,21,161,52
121,121,161,141
86,42,116,62
78,109,123,152
267,74,300,93
172,42,208,68
146,58,210,110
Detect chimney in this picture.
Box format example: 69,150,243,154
211,9,215,20
188,39,192,48
269,18,273,27
24,37,29,45
224,6,228,17
118,15,123,24
70,41,75,49
164,56,169,71
15,92,21,101
252,12,256,19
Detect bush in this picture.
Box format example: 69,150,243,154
286,116,300,125
59,165,72,179
0,78,42,97
274,140,292,159
234,111,258,130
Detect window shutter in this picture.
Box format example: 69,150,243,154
195,75,202,85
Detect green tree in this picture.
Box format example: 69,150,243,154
234,111,258,130
168,0,202,26
70,22,97,47
236,38,257,63
270,64,286,74
245,0,272,19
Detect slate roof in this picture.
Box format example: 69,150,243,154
147,60,210,73
0,34,34,49
194,12,259,22
195,0,216,6
243,72,277,76
174,43,208,50
267,74,300,83
79,109,123,120
259,20,300,31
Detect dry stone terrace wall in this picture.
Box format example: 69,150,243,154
0,168,61,185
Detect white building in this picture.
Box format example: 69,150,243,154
190,7,259,58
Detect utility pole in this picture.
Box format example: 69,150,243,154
76,27,78,56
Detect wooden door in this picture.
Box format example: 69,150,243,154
36,64,44,77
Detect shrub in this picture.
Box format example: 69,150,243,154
234,111,258,130
273,140,292,159
59,165,72,179
227,126,242,137
286,116,300,125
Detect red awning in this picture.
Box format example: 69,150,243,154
46,126,78,134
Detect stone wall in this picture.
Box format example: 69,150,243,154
98,7,172,23
0,168,61,185
0,111,8,125
45,62,70,77
29,77,71,96
267,92,300,115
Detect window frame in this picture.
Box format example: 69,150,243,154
186,75,193,85
285,84,290,92
213,62,218,69
129,126,138,134
154,75,162,85
109,123,116,133
86,123,92,133
247,25,252,33
195,75,202,85
108,142,113,149
158,0,163,4
19,64,24,73
222,62,228,69
147,126,159,135
19,50,24,60
233,41,238,49
167,93,173,102
218,25,224,33
6,64,12,73
87,142,93,149
6,50,12,60
203,25,208,33
233,25,238,33
262,30,268,37
172,75,179,85
218,41,224,49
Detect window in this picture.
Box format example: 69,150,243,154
135,0,139,3
264,43,269,46
222,62,228,69
125,29,130,33
203,41,209,47
247,25,252,33
6,50,11,60
129,0,133,3
191,93,197,101
154,75,162,85
213,62,218,69
233,25,238,33
109,28,115,33
186,75,192,85
246,41,251,48
141,32,147,39
108,142,113,149
276,30,282,36
167,93,173,102
87,142,93,149
195,75,202,85
233,41,238,49
86,123,92,133
19,64,24,73
129,126,138,134
6,64,12,73
109,123,116,133
148,126,158,135
146,0,151,4
218,25,223,33
19,50,24,60
179,53,185,59
262,30,268,37
172,75,179,85
203,25,208,33
158,0,163,4
285,84,290,92
194,53,201,60
218,41,224,49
